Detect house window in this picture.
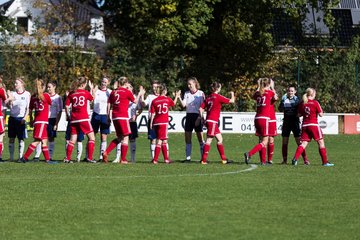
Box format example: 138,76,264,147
17,17,29,33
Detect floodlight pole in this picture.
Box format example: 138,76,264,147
297,58,301,93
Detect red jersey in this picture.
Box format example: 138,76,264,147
109,87,135,119
253,90,275,118
298,99,323,125
201,93,230,122
65,89,93,122
0,88,6,117
150,96,175,125
30,93,52,123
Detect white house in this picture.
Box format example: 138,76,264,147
0,0,105,49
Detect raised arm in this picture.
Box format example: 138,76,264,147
229,91,235,103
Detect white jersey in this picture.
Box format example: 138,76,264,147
128,96,142,121
182,90,205,114
144,93,158,118
49,93,63,118
93,88,111,115
9,90,31,118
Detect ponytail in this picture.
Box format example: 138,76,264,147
71,76,87,91
35,78,45,101
210,82,221,93
155,83,167,95
302,88,315,103
259,78,270,96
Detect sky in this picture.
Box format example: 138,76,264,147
0,0,9,5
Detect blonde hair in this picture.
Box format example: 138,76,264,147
116,76,128,87
155,83,167,95
35,78,45,101
302,88,315,103
187,77,200,90
71,76,87,91
259,78,270,96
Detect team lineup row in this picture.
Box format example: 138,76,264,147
0,76,334,166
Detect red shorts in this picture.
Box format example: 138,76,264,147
70,120,93,135
154,124,168,140
206,120,220,137
33,123,48,140
0,117,4,134
113,119,131,137
300,124,323,142
255,117,269,136
268,119,277,137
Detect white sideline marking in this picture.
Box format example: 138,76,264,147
0,164,258,180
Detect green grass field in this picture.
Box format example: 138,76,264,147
0,132,359,240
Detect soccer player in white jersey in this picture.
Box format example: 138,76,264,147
141,80,160,159
7,77,31,161
180,77,205,162
91,77,112,161
33,80,63,161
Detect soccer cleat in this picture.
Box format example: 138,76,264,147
244,152,250,164
45,160,58,164
112,159,120,163
102,153,109,163
267,161,273,165
0,158,5,163
32,157,40,162
152,160,158,164
322,162,334,167
281,160,287,165
200,160,208,165
260,162,267,166
222,159,233,164
291,158,298,166
85,159,97,164
164,159,172,164
17,157,27,163
120,160,129,164
63,158,73,164
181,159,191,163
304,160,310,165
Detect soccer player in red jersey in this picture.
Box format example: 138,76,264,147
0,77,8,162
150,84,180,164
19,79,54,163
102,77,145,164
266,79,278,164
244,78,278,165
64,77,96,163
291,88,334,166
199,82,235,164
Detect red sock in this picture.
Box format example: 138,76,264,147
282,144,288,161
319,147,328,164
0,142,3,157
161,143,169,160
105,139,120,155
66,142,74,160
216,143,226,160
249,143,263,157
302,149,309,162
293,145,305,160
42,146,50,161
153,144,161,161
260,146,267,164
24,143,37,160
201,143,211,162
268,143,274,161
121,144,128,161
87,140,95,160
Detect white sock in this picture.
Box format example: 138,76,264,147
19,140,25,158
130,141,136,162
77,142,83,161
49,141,55,159
100,141,107,160
9,143,14,161
34,143,42,158
115,143,121,160
150,143,156,159
186,143,192,160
